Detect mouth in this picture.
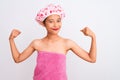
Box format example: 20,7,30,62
52,28,59,31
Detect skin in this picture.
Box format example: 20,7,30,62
9,14,96,63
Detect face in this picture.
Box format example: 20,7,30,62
43,14,62,34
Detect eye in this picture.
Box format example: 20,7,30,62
57,19,61,22
49,20,53,23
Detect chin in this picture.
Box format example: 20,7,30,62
52,31,60,34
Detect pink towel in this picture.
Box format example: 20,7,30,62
33,51,67,80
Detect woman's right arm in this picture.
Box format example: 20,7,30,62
9,29,35,63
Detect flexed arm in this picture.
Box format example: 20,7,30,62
9,29,35,63
81,27,96,62
68,27,97,63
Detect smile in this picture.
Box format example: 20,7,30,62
52,28,59,31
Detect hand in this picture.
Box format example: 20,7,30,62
9,29,21,40
81,27,95,37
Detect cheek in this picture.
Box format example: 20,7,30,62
45,24,53,29
59,23,62,27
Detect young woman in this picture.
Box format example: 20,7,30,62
9,4,96,80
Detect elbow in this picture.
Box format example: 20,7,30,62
90,60,96,63
14,58,21,63
90,59,96,63
14,60,21,63
14,59,21,63
84,58,96,63
13,54,22,63
89,55,96,63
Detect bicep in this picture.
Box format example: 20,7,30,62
18,41,35,62
69,40,91,62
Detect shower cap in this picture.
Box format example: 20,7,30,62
35,4,65,24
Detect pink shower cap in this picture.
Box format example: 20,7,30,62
35,4,65,24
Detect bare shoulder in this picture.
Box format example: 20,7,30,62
32,39,42,43
63,38,75,44
62,38,76,49
30,39,42,48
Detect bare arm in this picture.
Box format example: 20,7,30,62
9,29,35,63
68,27,97,63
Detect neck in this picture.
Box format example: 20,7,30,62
45,34,61,41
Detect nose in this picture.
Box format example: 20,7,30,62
54,22,58,27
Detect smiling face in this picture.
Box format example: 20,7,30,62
43,14,62,35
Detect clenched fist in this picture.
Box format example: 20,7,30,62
9,29,21,40
81,27,95,38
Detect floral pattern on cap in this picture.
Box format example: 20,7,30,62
35,4,65,23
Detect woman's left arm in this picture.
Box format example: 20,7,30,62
68,27,97,63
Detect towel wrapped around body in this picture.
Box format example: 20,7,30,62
33,51,67,80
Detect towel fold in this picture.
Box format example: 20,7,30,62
33,51,67,80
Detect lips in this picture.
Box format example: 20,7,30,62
52,28,59,31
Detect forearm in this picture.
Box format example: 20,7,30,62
89,35,97,62
9,39,20,63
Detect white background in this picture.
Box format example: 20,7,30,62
0,0,120,80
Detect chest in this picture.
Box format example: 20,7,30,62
43,42,65,50
37,41,68,54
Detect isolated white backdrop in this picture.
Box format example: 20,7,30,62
0,0,120,80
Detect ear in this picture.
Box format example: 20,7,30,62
36,21,45,27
